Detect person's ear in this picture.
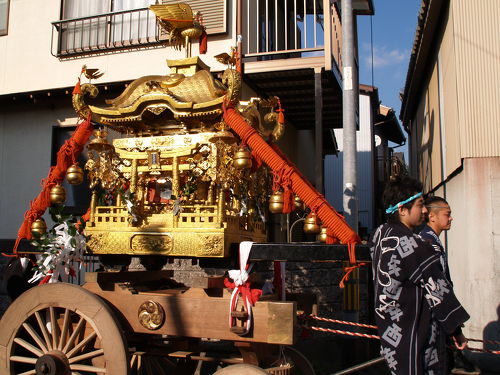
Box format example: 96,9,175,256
428,210,436,222
398,206,407,217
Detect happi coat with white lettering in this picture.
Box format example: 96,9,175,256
370,222,469,374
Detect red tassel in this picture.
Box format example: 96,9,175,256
282,187,294,214
72,79,81,95
199,29,207,54
277,99,285,124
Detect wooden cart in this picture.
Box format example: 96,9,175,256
0,244,370,375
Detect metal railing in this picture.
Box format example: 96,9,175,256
241,0,342,70
51,7,164,58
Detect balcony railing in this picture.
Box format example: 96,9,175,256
51,7,164,58
241,0,342,72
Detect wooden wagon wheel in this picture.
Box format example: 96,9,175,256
282,346,315,375
0,282,129,375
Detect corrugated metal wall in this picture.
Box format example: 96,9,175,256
453,0,500,157
438,7,462,177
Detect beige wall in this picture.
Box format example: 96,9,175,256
446,158,500,345
0,0,234,96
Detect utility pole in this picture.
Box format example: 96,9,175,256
341,0,359,233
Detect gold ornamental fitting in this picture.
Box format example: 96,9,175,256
180,25,203,39
264,110,278,124
269,191,284,214
233,147,252,170
138,300,165,330
247,199,257,216
66,164,84,185
87,130,114,153
318,227,328,243
31,218,47,236
303,212,321,234
50,184,66,205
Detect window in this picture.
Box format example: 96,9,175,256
58,0,158,55
0,0,10,36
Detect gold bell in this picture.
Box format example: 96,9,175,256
87,130,114,153
318,227,328,243
233,147,252,170
50,184,66,205
303,212,321,234
31,218,47,236
294,195,305,211
269,191,284,214
66,164,84,185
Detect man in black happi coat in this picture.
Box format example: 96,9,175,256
370,177,469,374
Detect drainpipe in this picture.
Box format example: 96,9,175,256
341,0,358,233
341,0,359,325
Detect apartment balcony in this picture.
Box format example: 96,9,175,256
51,7,164,58
239,0,345,153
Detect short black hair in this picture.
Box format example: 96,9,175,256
383,176,423,223
424,196,449,222
424,196,448,207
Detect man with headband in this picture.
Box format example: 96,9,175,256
369,176,469,374
420,196,475,373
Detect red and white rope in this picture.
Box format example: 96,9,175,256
303,314,378,329
309,326,380,340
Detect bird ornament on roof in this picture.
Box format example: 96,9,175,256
149,3,207,57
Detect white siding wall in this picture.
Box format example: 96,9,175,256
325,93,374,234
0,0,234,96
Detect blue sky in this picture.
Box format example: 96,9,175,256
357,0,422,128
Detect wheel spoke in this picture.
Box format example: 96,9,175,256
9,355,37,364
58,308,71,351
34,311,53,351
13,337,44,357
17,370,36,375
66,331,97,358
21,322,48,353
145,358,154,375
63,316,86,353
69,348,104,364
151,357,168,375
70,363,106,373
130,353,138,368
50,307,59,349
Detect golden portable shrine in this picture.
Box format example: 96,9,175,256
0,4,369,375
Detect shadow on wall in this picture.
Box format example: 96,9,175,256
465,303,500,374
420,110,435,192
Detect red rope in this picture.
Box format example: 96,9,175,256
223,106,360,247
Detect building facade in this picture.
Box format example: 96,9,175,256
400,0,500,369
0,0,378,241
